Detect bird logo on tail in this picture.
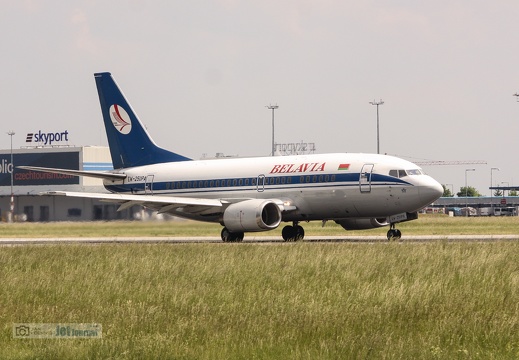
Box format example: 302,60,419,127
109,104,132,135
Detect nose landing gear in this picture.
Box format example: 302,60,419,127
387,224,402,241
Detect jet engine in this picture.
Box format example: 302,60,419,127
222,199,282,232
335,218,389,230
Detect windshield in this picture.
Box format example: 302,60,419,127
389,169,423,178
407,169,423,175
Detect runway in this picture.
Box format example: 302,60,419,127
1,234,519,245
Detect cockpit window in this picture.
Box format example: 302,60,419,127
389,169,423,178
407,169,423,175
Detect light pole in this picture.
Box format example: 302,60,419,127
7,131,15,223
369,99,384,154
465,168,475,216
267,104,278,156
491,167,500,210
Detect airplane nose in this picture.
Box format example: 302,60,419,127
432,181,444,198
420,177,444,205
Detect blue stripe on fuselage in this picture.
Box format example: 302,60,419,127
104,172,412,194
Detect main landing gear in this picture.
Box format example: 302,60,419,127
281,222,305,242
221,227,244,242
386,224,402,241
220,223,305,242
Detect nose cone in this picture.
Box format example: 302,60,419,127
420,176,444,205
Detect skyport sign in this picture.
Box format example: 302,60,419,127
26,130,69,146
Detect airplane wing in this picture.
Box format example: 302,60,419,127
42,190,297,218
43,191,226,216
26,165,297,218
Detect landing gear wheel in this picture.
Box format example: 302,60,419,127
295,225,305,241
282,224,305,242
386,228,402,241
282,226,295,241
221,228,244,242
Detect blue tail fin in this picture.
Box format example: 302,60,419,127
94,72,191,169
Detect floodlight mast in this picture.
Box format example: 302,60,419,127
267,104,279,156
369,100,384,154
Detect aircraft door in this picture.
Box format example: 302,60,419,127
145,175,154,194
359,164,374,193
257,174,265,192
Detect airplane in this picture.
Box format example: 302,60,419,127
20,72,444,242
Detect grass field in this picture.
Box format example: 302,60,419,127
1,216,519,359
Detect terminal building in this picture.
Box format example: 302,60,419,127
0,145,141,221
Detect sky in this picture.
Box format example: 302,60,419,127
1,0,519,196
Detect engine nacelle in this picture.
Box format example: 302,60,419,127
222,199,282,232
335,218,389,230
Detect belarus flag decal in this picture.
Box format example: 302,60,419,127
338,164,350,170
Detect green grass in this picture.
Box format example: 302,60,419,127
1,242,519,359
0,214,519,238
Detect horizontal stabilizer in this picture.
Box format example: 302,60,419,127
17,166,127,181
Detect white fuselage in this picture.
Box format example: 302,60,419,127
103,153,443,223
